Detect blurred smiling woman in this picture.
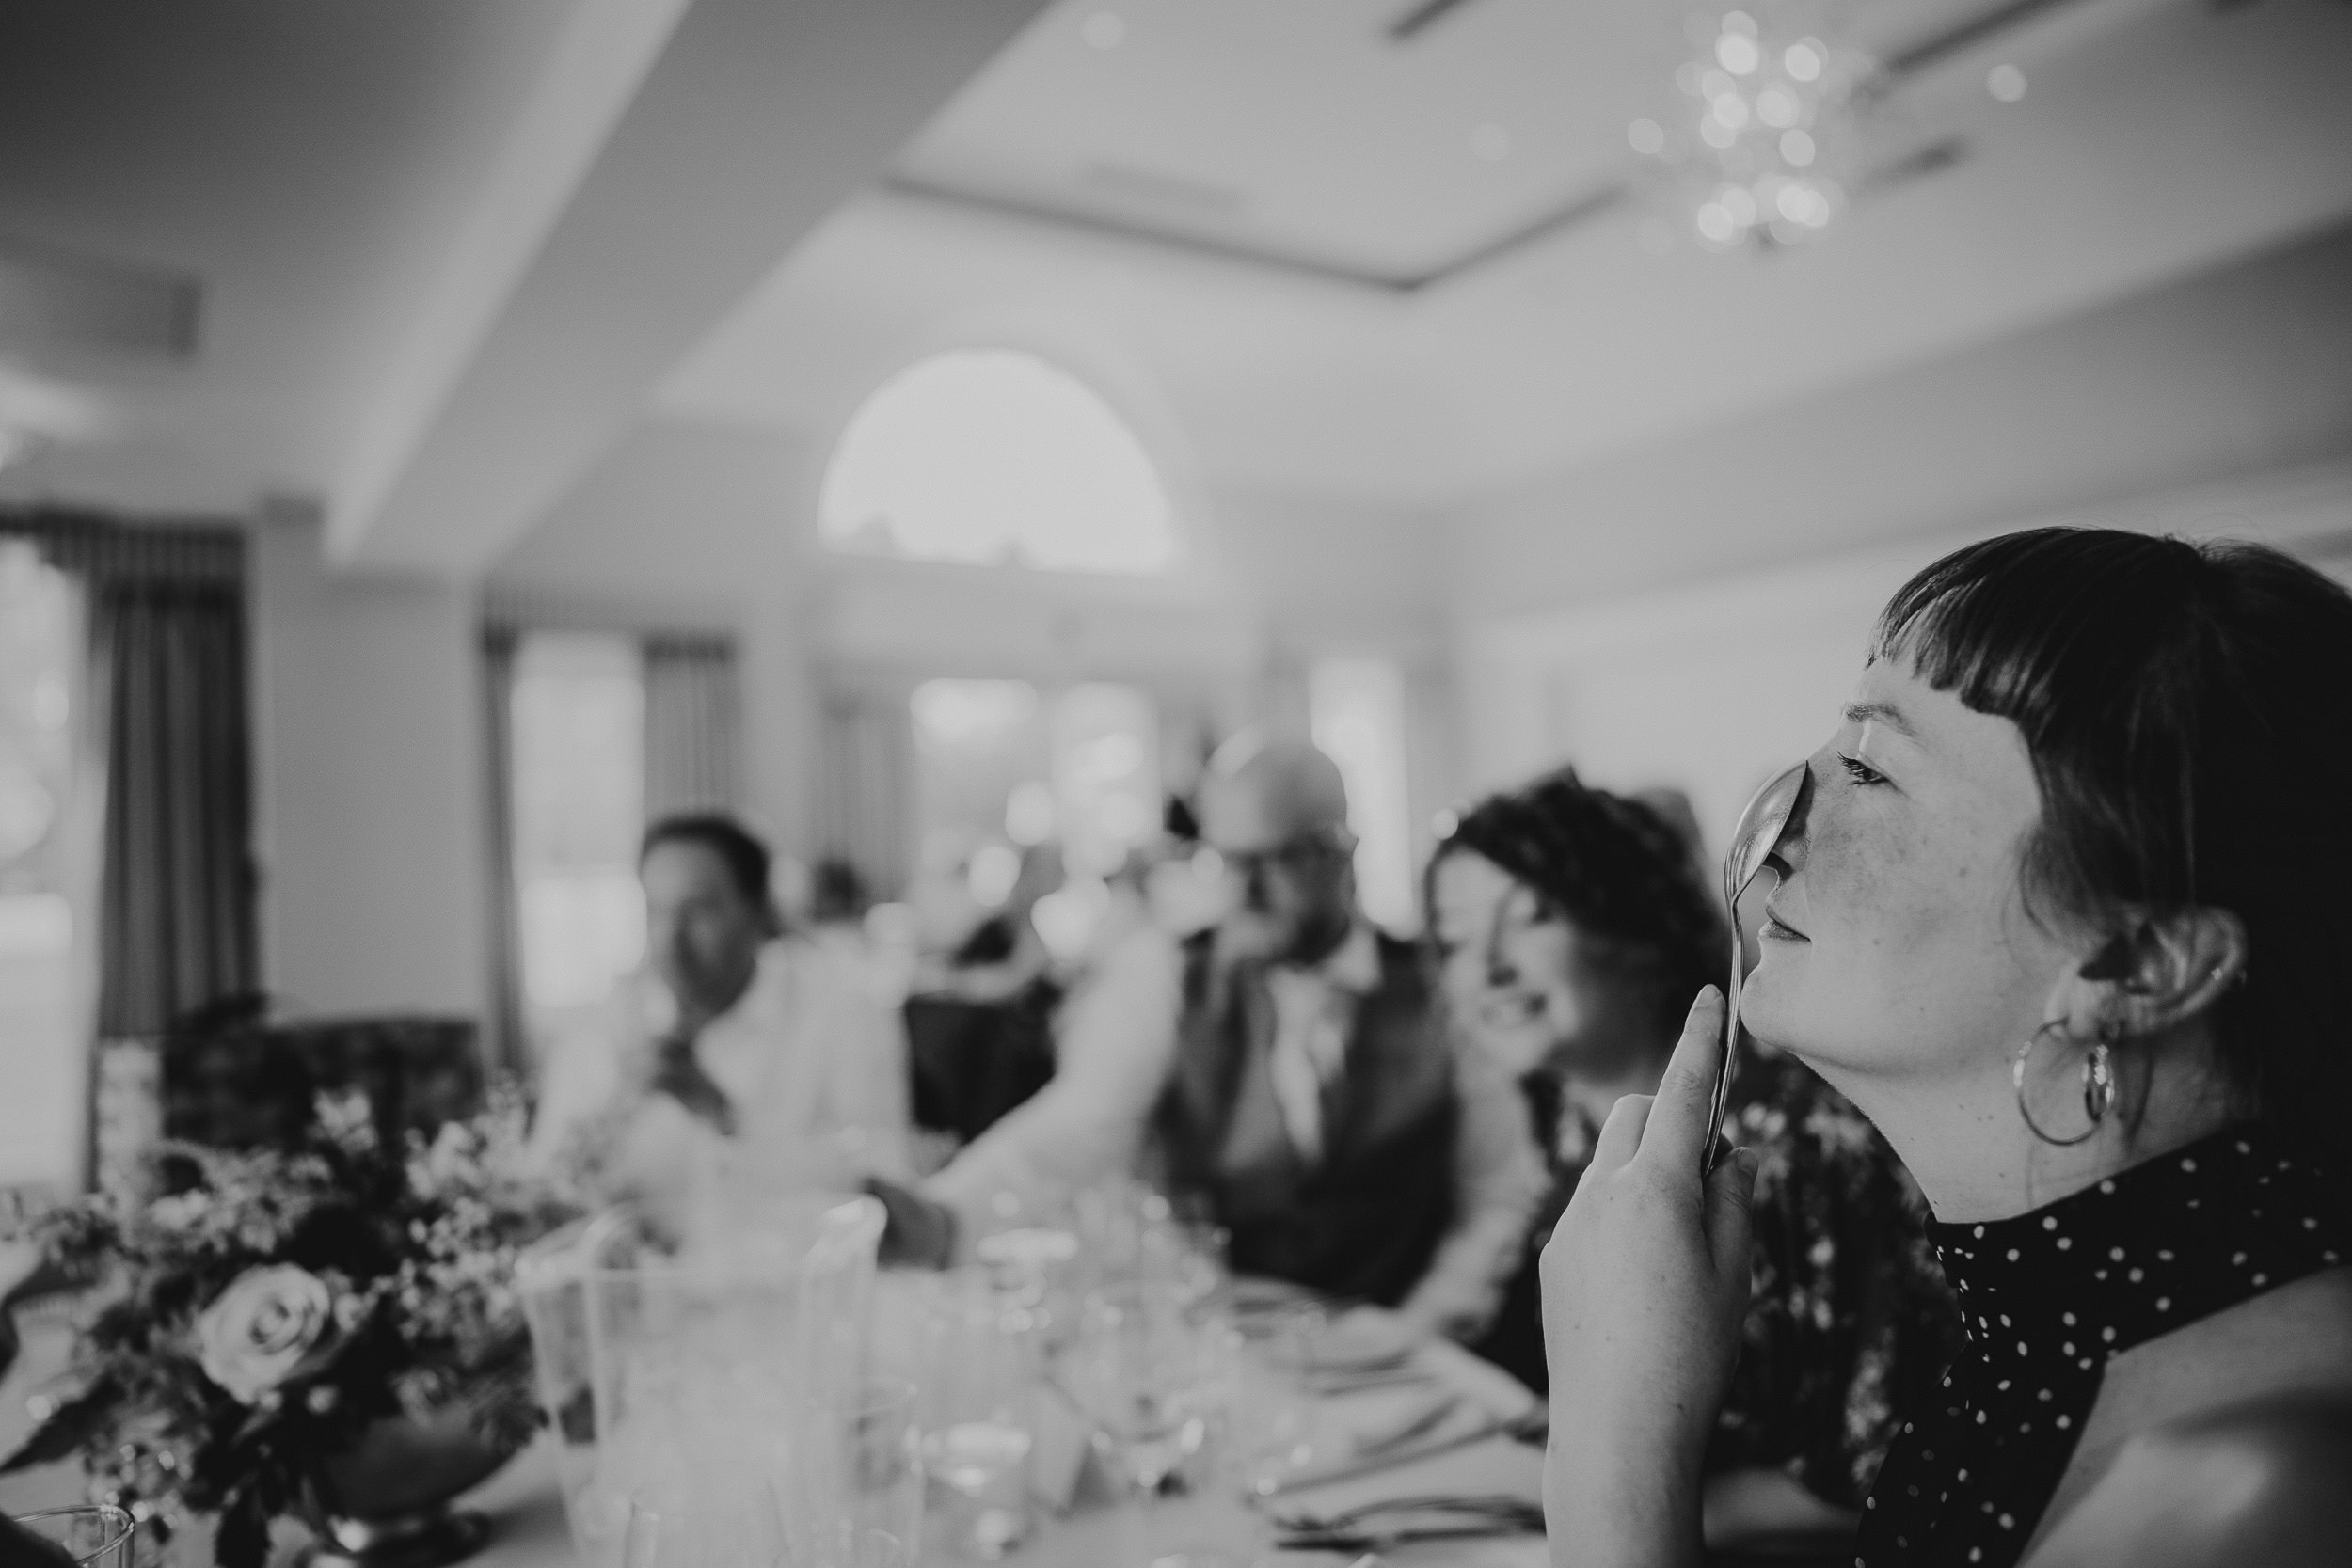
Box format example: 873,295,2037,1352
1541,530,2352,1568
1429,773,1955,1547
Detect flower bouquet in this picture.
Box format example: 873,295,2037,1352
2,1091,584,1567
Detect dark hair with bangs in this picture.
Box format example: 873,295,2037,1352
1877,527,2352,1187
1429,769,1728,1048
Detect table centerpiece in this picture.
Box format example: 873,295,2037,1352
3,1089,584,1568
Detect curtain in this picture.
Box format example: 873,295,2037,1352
643,632,740,819
479,625,527,1079
2,511,257,1040
818,685,913,900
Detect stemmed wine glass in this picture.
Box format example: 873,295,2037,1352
1059,1282,1218,1562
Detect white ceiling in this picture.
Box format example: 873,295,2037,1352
0,0,590,512
660,0,2352,509
4,0,2350,570
0,0,1048,572
890,0,1989,285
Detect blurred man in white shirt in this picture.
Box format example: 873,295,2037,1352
532,816,911,1245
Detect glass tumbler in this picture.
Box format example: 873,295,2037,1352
8,1505,135,1568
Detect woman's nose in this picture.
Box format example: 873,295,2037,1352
1766,757,1821,876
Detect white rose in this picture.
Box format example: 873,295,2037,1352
196,1266,338,1404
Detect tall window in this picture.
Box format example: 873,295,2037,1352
819,350,1177,574
0,543,87,1195
509,633,646,1032
1311,657,1417,935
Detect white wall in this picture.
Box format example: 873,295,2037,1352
1444,219,2352,863
1456,457,2352,867
1446,219,2352,623
247,505,487,1018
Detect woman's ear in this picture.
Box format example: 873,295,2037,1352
2069,906,2249,1039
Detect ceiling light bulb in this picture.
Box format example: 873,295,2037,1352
1081,11,1125,49
1784,41,1822,81
1756,85,1798,127
1780,128,1816,166
1988,63,2026,102
1716,33,1760,75
1628,118,1666,155
1722,11,1758,38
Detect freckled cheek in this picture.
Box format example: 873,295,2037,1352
1800,803,1943,964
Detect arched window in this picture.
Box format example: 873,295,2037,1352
818,350,1177,574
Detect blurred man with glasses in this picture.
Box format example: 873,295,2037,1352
875,734,1540,1343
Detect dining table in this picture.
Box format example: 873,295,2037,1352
454,1307,1551,1568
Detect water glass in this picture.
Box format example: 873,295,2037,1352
8,1505,135,1568
891,1268,1040,1558
782,1377,925,1568
919,1418,1034,1559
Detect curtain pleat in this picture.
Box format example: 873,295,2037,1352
643,633,739,819
479,626,527,1079
2,510,256,1040
818,687,913,900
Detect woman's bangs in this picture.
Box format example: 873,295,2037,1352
1871,539,2075,725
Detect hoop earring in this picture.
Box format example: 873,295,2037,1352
2012,1021,2116,1147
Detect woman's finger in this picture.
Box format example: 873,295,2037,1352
1590,1091,1655,1171
1633,987,1729,1175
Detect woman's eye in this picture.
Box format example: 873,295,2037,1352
1839,752,1888,787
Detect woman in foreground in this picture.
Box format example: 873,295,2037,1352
1540,528,2352,1567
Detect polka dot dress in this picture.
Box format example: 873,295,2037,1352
1852,1125,2348,1567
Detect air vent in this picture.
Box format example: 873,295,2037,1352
0,237,199,361
1390,0,1489,42
1080,162,1250,215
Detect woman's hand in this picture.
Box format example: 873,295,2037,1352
1540,987,1759,1568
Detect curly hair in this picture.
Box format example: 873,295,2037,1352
1430,768,1728,1046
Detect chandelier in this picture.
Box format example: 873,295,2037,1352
1629,8,1878,252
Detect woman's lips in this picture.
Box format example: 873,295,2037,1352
1759,901,1808,942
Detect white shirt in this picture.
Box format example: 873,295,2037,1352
1263,922,1382,1164
531,936,913,1243
925,919,1545,1343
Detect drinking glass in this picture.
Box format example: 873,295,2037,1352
902,1270,1039,1559
1217,1300,1326,1497
781,1376,924,1568
1060,1282,1221,1564
8,1505,135,1568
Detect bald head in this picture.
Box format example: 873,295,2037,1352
1200,734,1357,965
1199,734,1349,852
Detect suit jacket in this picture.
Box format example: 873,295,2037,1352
1157,929,1458,1307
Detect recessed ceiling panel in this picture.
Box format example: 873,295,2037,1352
893,0,1991,284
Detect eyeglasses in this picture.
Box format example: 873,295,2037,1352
1215,825,1356,881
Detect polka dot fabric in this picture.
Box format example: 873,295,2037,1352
1853,1125,2348,1567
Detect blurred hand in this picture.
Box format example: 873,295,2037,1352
864,1177,957,1269
1539,987,1758,1568
1,1294,79,1568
